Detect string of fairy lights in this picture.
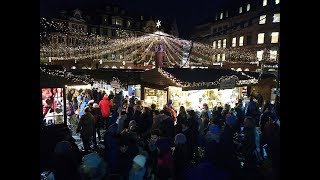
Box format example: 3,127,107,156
40,67,94,84
157,68,258,88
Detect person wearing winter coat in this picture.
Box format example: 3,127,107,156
76,107,94,153
98,95,113,128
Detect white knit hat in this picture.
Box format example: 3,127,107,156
133,155,146,168
93,103,99,108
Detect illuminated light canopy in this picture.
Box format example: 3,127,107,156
40,17,279,66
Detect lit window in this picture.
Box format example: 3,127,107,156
271,32,279,43
218,40,221,48
273,13,280,23
239,36,244,46
275,0,280,4
232,37,237,47
116,19,123,26
263,0,267,6
226,11,228,17
215,15,218,20
257,50,264,61
212,55,216,61
217,54,221,61
213,41,216,49
222,53,226,61
247,4,251,11
257,33,265,44
220,13,223,19
239,7,243,14
223,39,227,48
127,21,131,28
236,68,242,72
270,50,278,61
259,15,266,24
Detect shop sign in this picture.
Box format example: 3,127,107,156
145,89,156,96
220,78,236,89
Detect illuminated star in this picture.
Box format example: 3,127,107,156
131,85,136,91
156,20,161,28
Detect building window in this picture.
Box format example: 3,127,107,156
273,13,280,23
114,7,118,13
217,40,221,48
127,20,131,28
270,50,278,61
232,37,237,47
220,12,223,19
226,10,228,17
112,29,116,36
247,4,251,11
91,27,96,34
223,39,227,48
215,15,218,20
257,33,265,44
247,35,252,45
217,54,221,61
213,41,216,49
239,7,243,14
271,32,279,43
263,0,267,6
222,53,226,61
257,50,264,61
239,36,244,46
275,0,280,4
116,19,123,26
259,15,266,24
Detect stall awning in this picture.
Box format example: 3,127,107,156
70,68,144,85
141,68,259,91
40,70,87,87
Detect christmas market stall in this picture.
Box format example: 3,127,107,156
141,68,259,110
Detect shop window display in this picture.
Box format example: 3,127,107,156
144,88,167,109
42,87,65,125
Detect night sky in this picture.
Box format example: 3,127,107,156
40,0,242,39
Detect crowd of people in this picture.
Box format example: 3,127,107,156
45,88,280,180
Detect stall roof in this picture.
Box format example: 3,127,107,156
40,70,86,87
241,71,277,79
70,68,144,85
141,68,259,90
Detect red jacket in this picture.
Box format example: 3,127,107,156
99,96,113,117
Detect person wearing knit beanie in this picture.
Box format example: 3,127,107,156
174,133,187,145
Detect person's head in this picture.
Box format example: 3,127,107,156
174,133,187,145
93,103,99,109
84,106,91,113
151,104,156,110
203,103,208,110
88,103,93,108
150,129,160,144
54,141,71,155
167,99,173,105
132,155,146,171
153,110,160,117
244,116,255,128
42,88,53,100
179,106,186,113
250,96,254,101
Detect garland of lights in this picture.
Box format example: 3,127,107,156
40,67,94,84
157,68,258,88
